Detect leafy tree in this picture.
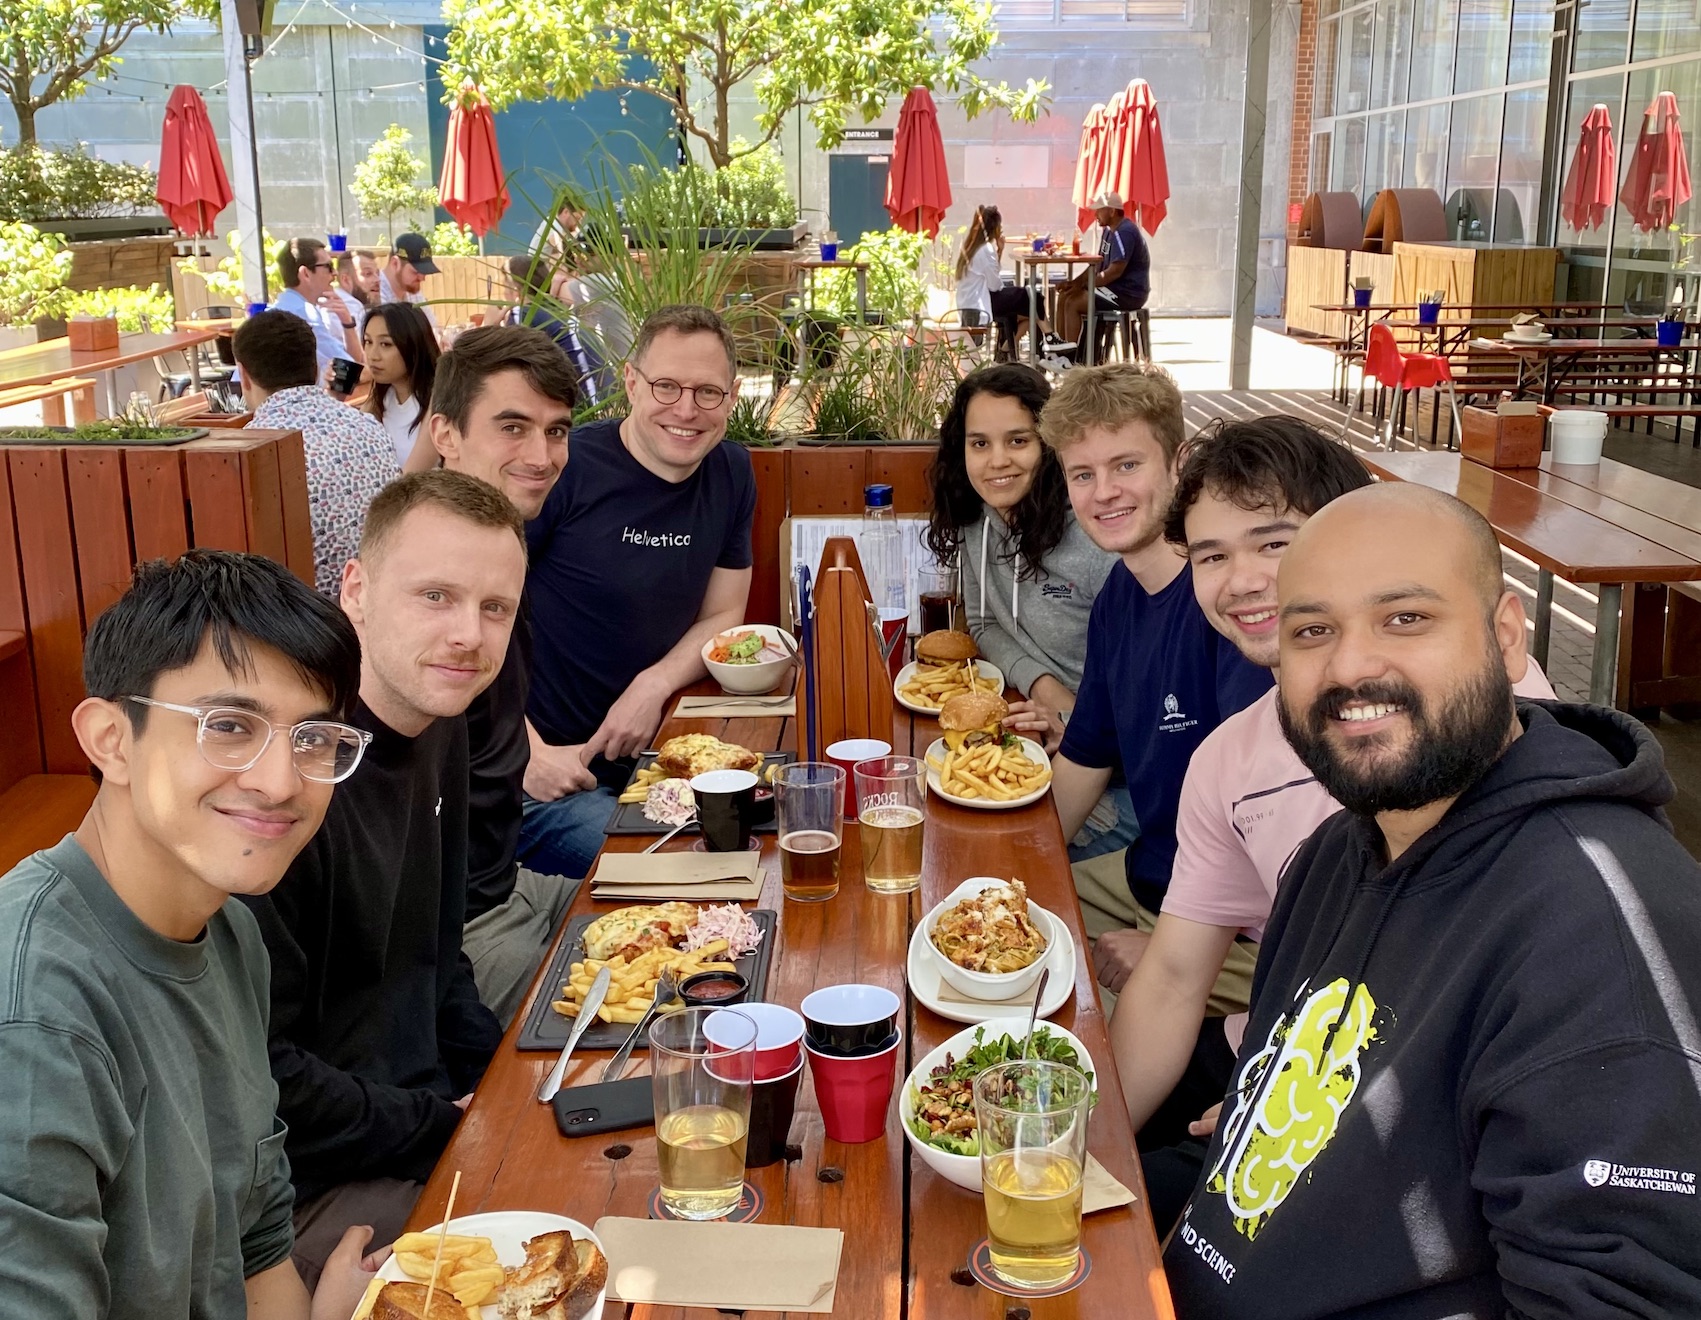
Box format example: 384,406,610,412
177,227,283,305
0,0,216,147
441,0,1047,169
350,124,438,242
0,219,72,325
429,219,480,255
0,144,158,220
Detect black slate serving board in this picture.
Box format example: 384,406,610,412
602,750,793,836
516,907,779,1052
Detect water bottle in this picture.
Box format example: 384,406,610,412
861,484,908,677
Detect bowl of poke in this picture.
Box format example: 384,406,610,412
702,625,797,695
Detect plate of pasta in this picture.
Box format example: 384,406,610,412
908,879,1074,1024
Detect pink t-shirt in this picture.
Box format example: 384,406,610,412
1165,659,1558,939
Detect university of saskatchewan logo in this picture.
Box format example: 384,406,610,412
1584,1160,1612,1188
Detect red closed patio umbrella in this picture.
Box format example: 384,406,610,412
1073,103,1112,232
1111,79,1170,235
1560,104,1617,232
154,85,232,238
438,86,510,239
1622,91,1692,233
885,87,952,238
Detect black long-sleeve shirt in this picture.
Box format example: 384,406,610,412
241,699,502,1200
464,604,531,920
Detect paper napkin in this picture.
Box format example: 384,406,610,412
595,1217,844,1313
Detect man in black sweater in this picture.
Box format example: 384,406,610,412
242,470,526,1285
1165,482,1701,1316
423,325,579,1024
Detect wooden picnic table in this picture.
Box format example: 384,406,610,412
1460,336,1697,404
0,330,220,415
1356,449,1701,706
404,685,1172,1320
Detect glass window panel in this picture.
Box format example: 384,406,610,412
1454,0,1511,94
1409,0,1460,101
1314,17,1341,118
1446,95,1505,240
1370,0,1414,109
1631,0,1695,63
1311,131,1334,197
1618,63,1701,276
1332,117,1369,199
1405,103,1450,195
1337,7,1375,114
1494,87,1547,241
1507,0,1553,85
1365,111,1405,195
1557,72,1626,253
1573,0,1630,72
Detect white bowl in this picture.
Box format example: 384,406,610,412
922,877,1055,1003
900,1018,1096,1191
702,624,796,695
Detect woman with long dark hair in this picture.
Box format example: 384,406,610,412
952,205,1029,362
359,301,439,470
925,363,1130,857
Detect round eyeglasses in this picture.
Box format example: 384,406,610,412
126,696,373,784
631,365,730,411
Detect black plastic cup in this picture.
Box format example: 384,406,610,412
800,984,901,1057
691,769,759,851
745,1056,805,1167
328,357,362,396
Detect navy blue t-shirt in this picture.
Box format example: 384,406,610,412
525,418,756,781
1058,561,1271,910
1099,217,1151,303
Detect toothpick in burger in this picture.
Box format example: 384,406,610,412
914,629,979,667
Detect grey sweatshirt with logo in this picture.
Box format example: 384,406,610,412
960,509,1116,699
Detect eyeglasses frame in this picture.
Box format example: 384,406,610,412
122,696,373,783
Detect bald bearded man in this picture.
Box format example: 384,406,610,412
1164,483,1701,1319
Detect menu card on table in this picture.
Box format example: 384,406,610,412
589,851,762,901
595,1217,844,1312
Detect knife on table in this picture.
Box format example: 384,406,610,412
537,964,612,1103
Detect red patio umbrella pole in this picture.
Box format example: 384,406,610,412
438,84,511,251
885,87,952,241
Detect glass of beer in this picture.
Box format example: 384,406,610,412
854,755,926,894
650,1006,756,1220
974,1060,1091,1289
776,762,844,902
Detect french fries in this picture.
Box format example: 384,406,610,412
389,1232,504,1308
551,940,739,1024
931,739,1052,802
897,658,996,711
617,764,671,805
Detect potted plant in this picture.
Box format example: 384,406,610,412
0,220,73,347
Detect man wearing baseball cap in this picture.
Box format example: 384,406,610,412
381,232,442,335
1055,191,1150,360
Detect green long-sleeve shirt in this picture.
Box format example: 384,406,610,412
0,835,295,1318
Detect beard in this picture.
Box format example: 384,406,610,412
1279,642,1516,817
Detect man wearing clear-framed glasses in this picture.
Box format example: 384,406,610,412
240,468,525,1286
519,303,756,879
0,548,391,1319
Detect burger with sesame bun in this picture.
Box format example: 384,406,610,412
938,691,1015,753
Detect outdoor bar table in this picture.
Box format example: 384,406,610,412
404,682,1174,1320
1356,448,1701,707
0,329,220,416
794,257,870,323
1012,251,1100,366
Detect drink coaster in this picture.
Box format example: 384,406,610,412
691,836,760,853
648,1180,764,1223
966,1239,1091,1297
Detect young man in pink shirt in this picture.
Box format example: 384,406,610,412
1109,416,1555,1229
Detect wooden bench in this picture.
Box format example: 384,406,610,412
0,774,96,873
0,377,97,425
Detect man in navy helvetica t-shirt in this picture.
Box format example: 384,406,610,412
1035,363,1271,1011
518,306,756,878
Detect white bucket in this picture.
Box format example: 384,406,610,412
1549,410,1608,465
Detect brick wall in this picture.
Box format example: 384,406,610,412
1287,0,1318,241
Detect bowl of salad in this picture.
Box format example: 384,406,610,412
702,624,797,695
901,1019,1096,1191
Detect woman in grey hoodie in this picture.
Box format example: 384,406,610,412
924,364,1132,858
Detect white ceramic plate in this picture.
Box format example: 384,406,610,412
923,735,1052,810
893,659,1006,715
1503,330,1553,343
375,1210,606,1319
907,906,1075,1026
901,1018,1098,1190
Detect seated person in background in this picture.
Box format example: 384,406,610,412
379,232,441,336
0,549,382,1320
1055,192,1150,356
506,253,602,400
922,363,1126,858
236,310,398,597
1115,415,1556,1232
334,251,373,320
519,304,756,879
1165,482,1701,1317
425,325,581,1024
358,300,440,470
242,471,522,1286
1040,363,1271,1008
953,205,1029,362
273,237,361,377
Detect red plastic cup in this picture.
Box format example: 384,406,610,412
706,1004,804,1082
826,739,891,817
805,1031,901,1143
